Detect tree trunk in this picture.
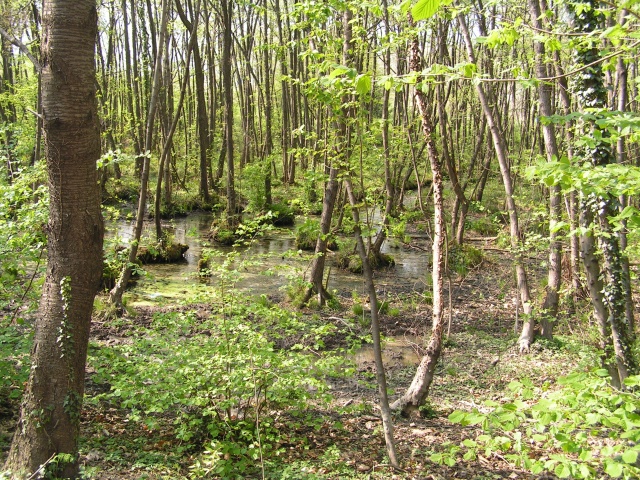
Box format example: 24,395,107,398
344,177,398,467
302,8,354,306
571,0,637,383
528,0,561,339
457,13,534,353
392,14,446,417
156,0,199,241
4,0,103,476
110,0,169,308
221,0,237,228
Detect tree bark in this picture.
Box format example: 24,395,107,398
457,13,534,353
571,0,637,383
392,14,446,417
221,0,237,228
528,0,561,339
110,0,169,308
4,0,103,476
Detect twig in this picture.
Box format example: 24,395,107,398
27,453,57,480
0,26,41,73
26,107,44,121
7,246,45,327
372,463,408,474
466,235,498,241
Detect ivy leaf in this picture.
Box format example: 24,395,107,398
411,0,441,21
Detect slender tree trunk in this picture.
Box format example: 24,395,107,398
528,0,561,339
155,0,198,241
221,0,237,228
302,8,355,305
392,15,447,417
302,165,339,305
110,0,169,308
371,0,394,257
344,177,398,467
457,13,534,352
262,0,273,205
4,1,103,476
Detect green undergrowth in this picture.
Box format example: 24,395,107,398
438,370,640,479
85,295,361,478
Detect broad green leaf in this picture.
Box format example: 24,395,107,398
411,0,441,21
355,74,372,95
448,410,466,423
624,375,640,387
554,463,572,478
460,62,477,78
604,459,624,477
622,449,639,464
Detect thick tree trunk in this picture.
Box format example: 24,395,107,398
614,8,635,336
392,15,446,417
571,0,637,382
4,1,103,476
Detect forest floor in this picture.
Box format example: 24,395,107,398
0,233,601,479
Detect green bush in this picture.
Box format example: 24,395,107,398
448,244,483,277
295,218,337,251
268,202,295,227
241,160,270,213
443,371,640,479
88,301,347,478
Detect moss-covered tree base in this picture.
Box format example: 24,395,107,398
137,242,189,264
336,251,395,274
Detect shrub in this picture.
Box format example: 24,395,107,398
443,371,640,479
88,301,346,478
448,244,483,277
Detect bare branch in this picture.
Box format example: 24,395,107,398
0,25,41,73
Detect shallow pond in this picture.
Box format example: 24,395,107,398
111,212,430,307
110,211,432,367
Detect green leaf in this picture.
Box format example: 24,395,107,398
622,449,639,464
411,0,441,21
554,463,572,478
604,459,624,477
460,62,477,78
355,74,371,95
448,410,466,423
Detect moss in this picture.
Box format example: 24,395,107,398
213,228,236,246
268,203,295,227
335,251,395,274
136,242,189,264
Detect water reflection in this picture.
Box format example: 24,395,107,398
109,212,429,304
